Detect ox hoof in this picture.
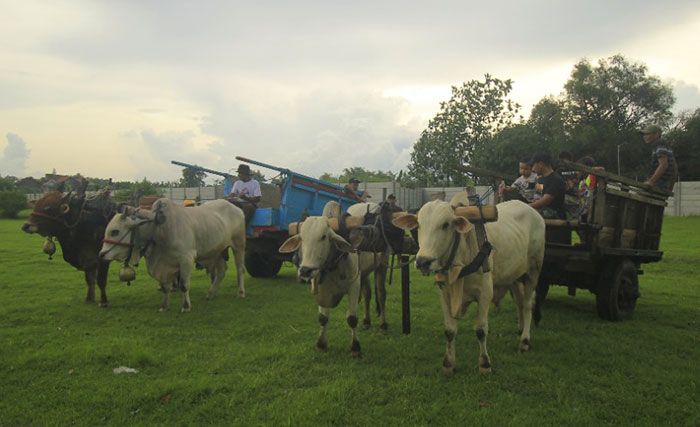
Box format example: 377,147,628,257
350,340,361,358
181,307,191,313
315,340,328,352
238,291,246,299
379,322,388,331
478,356,492,374
479,366,492,374
362,319,371,330
519,338,531,353
99,302,109,308
84,298,95,304
442,355,456,376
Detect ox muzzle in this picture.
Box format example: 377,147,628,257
415,256,437,275
298,266,319,282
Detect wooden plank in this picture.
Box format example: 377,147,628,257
559,160,672,197
461,165,517,183
605,187,667,207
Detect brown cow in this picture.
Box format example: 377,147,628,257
22,188,116,306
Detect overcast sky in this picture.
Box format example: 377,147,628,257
1,0,699,182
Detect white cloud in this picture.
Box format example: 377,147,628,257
0,133,31,177
1,1,699,181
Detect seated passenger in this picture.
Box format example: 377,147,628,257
557,150,578,195
227,164,261,223
529,153,567,219
503,158,538,203
344,177,370,202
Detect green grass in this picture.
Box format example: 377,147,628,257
1,216,698,425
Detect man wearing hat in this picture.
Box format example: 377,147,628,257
640,124,677,193
229,164,261,222
344,177,369,202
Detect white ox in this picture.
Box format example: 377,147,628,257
99,198,246,312
279,204,377,357
393,200,545,374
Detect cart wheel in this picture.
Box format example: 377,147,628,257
245,252,282,278
596,259,639,321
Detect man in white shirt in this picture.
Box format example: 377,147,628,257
228,164,261,222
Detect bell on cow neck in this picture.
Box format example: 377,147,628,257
119,266,136,284
43,237,56,259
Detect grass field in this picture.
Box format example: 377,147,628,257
1,215,698,425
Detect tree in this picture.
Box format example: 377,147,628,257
470,124,539,182
320,167,395,184
180,167,207,187
0,175,18,191
0,190,27,218
667,109,700,181
406,75,520,186
558,55,675,177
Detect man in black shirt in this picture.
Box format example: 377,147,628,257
529,153,566,219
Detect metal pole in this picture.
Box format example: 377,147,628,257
401,255,410,334
617,144,621,176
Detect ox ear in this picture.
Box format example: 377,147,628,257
279,234,302,253
453,216,473,234
329,231,353,253
392,213,418,231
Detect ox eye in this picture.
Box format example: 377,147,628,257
441,222,449,230
110,230,119,237
320,235,327,241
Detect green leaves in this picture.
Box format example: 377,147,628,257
407,75,521,186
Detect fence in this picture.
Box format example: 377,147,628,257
25,182,700,216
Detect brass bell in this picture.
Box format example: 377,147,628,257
43,237,56,259
119,266,136,283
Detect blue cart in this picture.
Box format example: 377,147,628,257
171,158,362,277
235,156,362,277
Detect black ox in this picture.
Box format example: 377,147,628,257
21,185,117,307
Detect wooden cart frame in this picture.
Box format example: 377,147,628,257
537,161,670,321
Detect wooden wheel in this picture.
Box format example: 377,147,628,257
596,259,639,321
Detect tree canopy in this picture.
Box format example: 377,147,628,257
408,55,685,185
406,75,520,186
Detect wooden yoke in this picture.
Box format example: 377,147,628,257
453,205,498,222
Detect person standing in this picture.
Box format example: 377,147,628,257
641,124,677,193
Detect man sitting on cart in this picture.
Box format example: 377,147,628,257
227,164,261,223
344,177,370,202
529,153,567,219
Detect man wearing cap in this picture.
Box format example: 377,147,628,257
385,193,403,212
529,153,567,219
641,124,677,193
344,177,369,202
229,164,261,222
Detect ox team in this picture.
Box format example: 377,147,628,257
22,131,673,375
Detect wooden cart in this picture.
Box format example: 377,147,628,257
537,161,670,321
